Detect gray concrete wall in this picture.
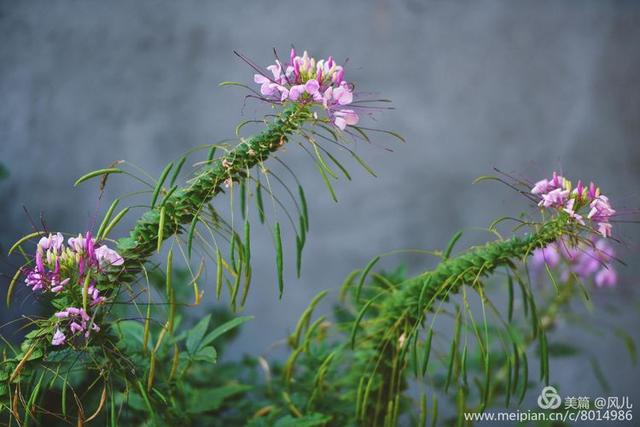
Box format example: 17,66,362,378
1,0,639,420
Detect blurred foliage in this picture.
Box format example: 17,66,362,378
0,163,8,181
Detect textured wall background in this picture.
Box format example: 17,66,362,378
1,0,639,421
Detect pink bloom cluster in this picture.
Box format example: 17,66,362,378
254,49,359,130
21,231,123,346
531,238,617,287
531,172,615,238
52,306,101,346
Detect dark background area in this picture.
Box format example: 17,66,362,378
1,1,639,421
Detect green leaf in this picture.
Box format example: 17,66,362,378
192,346,217,363
186,384,252,414
117,321,145,353
200,316,253,349
186,314,211,354
273,413,332,427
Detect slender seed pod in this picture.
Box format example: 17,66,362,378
114,105,310,288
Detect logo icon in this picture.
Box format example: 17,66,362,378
537,386,562,410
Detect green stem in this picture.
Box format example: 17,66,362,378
355,217,570,426
111,104,311,284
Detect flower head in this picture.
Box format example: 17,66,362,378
531,172,615,238
52,329,66,346
531,243,561,270
38,233,64,252
95,245,124,268
20,230,123,347
595,267,617,288
530,238,618,288
54,306,100,342
253,49,359,130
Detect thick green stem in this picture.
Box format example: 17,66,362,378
111,104,310,284
356,217,569,426
384,218,566,323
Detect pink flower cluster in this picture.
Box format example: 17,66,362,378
52,307,101,346
531,238,617,287
254,49,359,130
531,172,615,238
21,231,124,346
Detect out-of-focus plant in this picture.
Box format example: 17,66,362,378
0,163,8,182
0,48,636,427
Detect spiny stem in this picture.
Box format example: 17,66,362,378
355,217,569,426
111,104,311,285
